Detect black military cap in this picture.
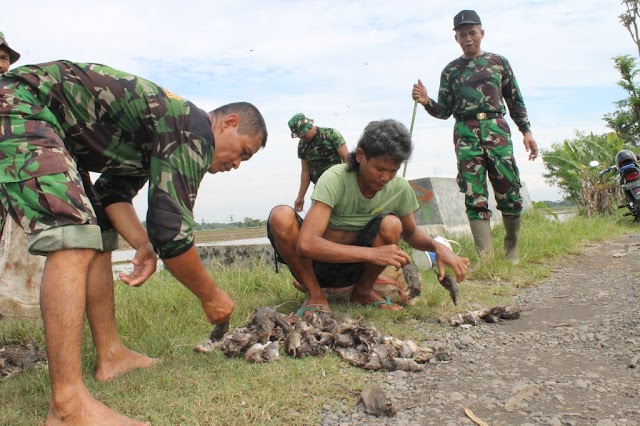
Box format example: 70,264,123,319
453,10,482,30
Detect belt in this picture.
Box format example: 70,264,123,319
458,112,504,121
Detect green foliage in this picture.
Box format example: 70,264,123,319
620,0,640,58
0,211,635,425
532,201,548,208
541,131,625,205
604,54,640,145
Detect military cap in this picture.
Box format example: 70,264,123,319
0,31,20,64
453,10,481,30
288,113,314,138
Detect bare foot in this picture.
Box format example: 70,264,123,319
46,389,149,425
350,291,403,311
296,295,331,316
96,347,162,382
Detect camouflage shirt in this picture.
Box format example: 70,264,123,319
425,52,531,134
0,61,214,259
298,127,345,183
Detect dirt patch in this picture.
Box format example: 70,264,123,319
320,232,640,425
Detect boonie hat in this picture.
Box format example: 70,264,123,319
0,31,21,64
288,113,314,138
453,10,481,30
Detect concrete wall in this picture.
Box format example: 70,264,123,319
408,177,532,236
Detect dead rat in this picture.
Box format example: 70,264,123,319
336,383,398,417
438,273,459,306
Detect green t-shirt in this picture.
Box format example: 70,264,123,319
311,164,419,231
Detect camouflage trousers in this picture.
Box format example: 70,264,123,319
453,118,522,221
0,87,116,256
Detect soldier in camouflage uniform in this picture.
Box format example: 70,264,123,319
288,113,349,212
0,60,267,424
0,31,20,73
0,31,21,237
411,9,538,265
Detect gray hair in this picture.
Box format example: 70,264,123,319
346,119,413,172
211,102,268,147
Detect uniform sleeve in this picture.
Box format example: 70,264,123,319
95,174,148,207
501,57,531,135
329,129,346,149
146,103,213,259
424,68,454,120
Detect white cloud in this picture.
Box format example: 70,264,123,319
2,0,634,221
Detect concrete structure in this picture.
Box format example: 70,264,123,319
409,177,533,236
0,218,44,319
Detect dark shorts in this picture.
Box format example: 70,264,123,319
267,209,392,288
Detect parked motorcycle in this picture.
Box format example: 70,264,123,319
595,149,640,222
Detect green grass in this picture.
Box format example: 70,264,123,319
0,209,636,425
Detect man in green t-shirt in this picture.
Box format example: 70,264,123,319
411,10,538,266
269,119,469,314
288,113,349,212
0,60,268,425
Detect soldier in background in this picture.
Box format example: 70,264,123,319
411,9,538,266
0,31,20,73
288,113,349,212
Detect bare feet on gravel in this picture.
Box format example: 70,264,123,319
95,348,162,382
46,389,149,425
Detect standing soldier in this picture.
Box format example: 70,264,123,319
288,113,349,212
411,9,538,265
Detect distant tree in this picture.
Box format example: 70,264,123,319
542,132,625,216
604,55,640,146
620,0,640,56
532,201,548,209
605,1,640,145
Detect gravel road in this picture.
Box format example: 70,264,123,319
320,232,640,426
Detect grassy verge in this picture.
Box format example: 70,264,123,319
0,209,636,425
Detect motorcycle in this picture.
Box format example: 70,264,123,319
594,149,640,222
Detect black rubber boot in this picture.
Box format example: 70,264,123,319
469,220,494,272
503,216,521,265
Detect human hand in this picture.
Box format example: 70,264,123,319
201,286,236,324
434,243,470,282
411,79,429,105
294,196,305,212
523,132,538,161
119,242,157,287
370,244,412,268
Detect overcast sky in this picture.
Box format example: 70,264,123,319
2,0,635,222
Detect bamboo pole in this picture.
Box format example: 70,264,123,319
402,100,418,178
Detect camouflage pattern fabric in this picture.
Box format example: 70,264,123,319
288,113,314,137
298,127,345,183
423,52,530,220
425,52,531,135
0,61,214,259
454,118,522,220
